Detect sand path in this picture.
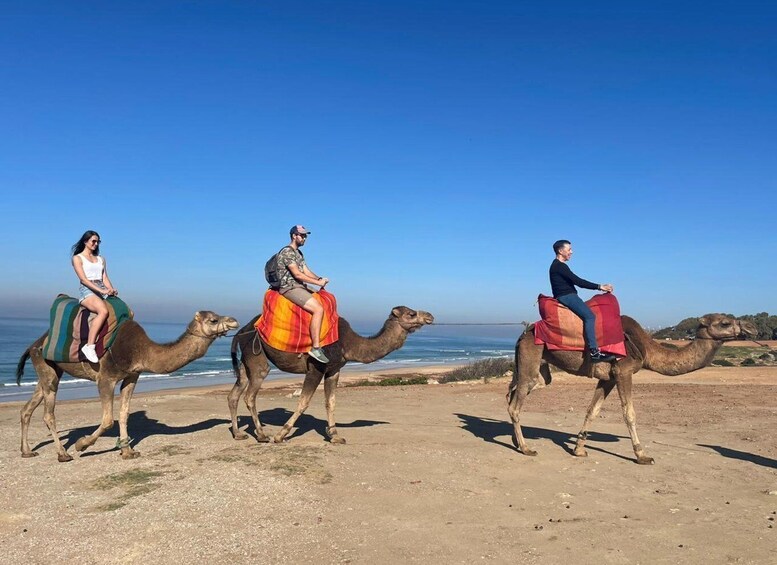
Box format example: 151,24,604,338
1,366,776,564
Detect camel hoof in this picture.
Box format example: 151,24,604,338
121,450,141,460
636,456,655,465
273,436,285,443
330,436,346,445
256,435,271,443
233,431,250,441
574,449,589,458
58,453,73,463
74,438,90,452
21,451,39,458
521,448,538,457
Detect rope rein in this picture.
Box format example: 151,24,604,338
431,322,524,326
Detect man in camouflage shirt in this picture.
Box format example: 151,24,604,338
277,225,330,363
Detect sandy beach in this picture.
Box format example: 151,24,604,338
2,362,776,564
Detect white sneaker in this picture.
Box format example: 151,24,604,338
81,344,99,363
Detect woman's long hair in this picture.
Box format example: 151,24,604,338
71,230,101,256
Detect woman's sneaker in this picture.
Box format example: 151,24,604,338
81,343,99,363
309,347,329,364
589,348,616,363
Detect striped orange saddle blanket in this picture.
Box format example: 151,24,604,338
533,293,627,357
254,289,340,353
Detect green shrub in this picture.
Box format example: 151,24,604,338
741,357,756,366
376,376,428,386
348,375,428,387
711,359,734,367
439,357,514,384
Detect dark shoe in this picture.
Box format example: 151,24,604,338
589,349,616,363
309,347,329,364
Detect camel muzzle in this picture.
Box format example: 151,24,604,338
739,321,759,339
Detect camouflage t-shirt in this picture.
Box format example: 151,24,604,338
276,246,307,292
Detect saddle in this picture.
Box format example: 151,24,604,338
532,293,626,357
255,289,340,353
42,294,133,362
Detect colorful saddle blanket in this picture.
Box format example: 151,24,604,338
42,294,133,362
255,289,340,353
533,293,627,357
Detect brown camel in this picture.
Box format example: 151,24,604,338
17,311,239,462
507,313,757,464
228,306,434,444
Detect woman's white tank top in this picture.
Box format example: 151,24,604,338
79,255,104,281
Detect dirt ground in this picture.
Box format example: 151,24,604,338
1,365,776,564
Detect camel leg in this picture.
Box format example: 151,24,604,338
573,379,616,457
614,372,654,465
323,372,345,445
228,347,271,442
274,369,324,443
74,378,116,454
20,383,45,458
243,369,270,443
27,356,72,462
116,376,140,459
507,335,545,456
506,374,537,456
40,381,72,463
227,364,250,440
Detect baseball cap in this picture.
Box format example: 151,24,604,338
290,225,311,235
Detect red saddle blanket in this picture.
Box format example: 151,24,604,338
533,293,627,357
255,289,340,353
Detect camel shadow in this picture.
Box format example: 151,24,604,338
454,413,632,462
33,411,228,456
697,444,777,469
237,408,388,441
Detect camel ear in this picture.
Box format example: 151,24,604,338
391,307,402,318
698,316,710,327
194,312,202,322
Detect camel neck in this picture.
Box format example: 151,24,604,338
342,318,409,364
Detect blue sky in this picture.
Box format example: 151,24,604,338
1,1,775,329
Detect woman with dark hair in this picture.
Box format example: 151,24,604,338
71,230,118,362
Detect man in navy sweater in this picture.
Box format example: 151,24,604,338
550,240,616,363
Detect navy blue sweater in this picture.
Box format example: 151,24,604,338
549,259,599,298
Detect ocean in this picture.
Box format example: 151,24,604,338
0,317,519,403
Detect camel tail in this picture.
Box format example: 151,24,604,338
230,333,241,377
16,348,31,385
506,379,519,405
230,326,260,378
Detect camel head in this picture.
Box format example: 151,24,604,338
695,314,758,341
389,306,435,333
187,311,240,339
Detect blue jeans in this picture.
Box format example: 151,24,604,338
557,293,598,350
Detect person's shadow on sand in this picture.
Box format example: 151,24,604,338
237,408,387,442
697,444,777,469
454,413,631,461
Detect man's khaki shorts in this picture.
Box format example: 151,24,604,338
281,286,314,307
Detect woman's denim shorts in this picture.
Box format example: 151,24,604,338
79,280,108,303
